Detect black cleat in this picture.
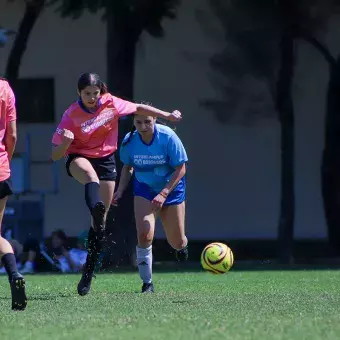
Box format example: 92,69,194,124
11,273,27,311
176,246,188,262
92,201,106,242
142,282,154,293
77,270,95,296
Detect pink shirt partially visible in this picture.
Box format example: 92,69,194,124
0,79,16,181
52,93,137,158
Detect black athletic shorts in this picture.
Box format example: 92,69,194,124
0,178,13,199
65,152,117,181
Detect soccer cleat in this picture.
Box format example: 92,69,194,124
176,246,188,262
92,201,106,243
10,273,27,311
77,269,96,296
141,282,154,293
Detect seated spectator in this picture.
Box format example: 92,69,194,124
20,229,87,273
57,230,88,273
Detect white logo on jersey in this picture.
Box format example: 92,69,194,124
81,109,115,133
133,155,166,166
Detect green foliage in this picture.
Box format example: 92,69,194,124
49,0,180,38
200,0,340,124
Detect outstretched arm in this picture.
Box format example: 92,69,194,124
135,104,182,122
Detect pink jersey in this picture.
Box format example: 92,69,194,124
52,93,137,158
0,79,16,182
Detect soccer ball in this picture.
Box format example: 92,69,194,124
201,242,234,274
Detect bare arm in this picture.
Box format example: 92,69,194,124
116,165,134,194
5,121,17,161
51,129,74,161
51,144,70,161
135,104,182,122
160,163,186,198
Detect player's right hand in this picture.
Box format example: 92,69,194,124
111,190,123,206
61,129,74,145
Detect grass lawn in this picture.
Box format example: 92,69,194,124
0,270,339,339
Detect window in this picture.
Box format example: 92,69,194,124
10,78,55,123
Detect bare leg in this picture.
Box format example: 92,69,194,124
0,195,27,310
160,202,188,261
134,196,157,292
70,158,106,296
0,197,14,256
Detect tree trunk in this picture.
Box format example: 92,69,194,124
297,32,339,255
321,57,340,255
5,0,45,83
276,27,296,264
104,6,142,267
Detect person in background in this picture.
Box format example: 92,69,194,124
56,230,88,273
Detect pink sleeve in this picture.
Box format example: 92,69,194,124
6,85,16,122
112,95,137,117
52,115,74,145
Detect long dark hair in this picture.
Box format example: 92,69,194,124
122,120,136,146
77,72,108,94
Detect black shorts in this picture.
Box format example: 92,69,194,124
0,178,13,199
65,153,117,181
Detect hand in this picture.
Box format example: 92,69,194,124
151,193,167,210
168,110,182,122
111,190,124,206
61,129,74,146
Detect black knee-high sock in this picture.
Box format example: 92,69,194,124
1,253,18,281
85,227,101,271
85,182,101,212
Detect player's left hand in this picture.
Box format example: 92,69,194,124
152,194,166,210
168,110,182,122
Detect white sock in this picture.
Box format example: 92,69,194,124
136,245,152,284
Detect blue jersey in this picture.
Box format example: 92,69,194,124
120,124,188,193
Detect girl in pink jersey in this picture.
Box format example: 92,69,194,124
51,73,182,296
0,78,27,310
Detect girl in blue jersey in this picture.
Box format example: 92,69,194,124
113,114,188,293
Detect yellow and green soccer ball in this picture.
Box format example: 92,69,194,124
201,242,234,274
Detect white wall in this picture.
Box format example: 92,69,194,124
0,0,335,240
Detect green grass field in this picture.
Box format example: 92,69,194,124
0,270,340,339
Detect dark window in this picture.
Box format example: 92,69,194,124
10,78,55,123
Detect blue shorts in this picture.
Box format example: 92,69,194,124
133,178,186,206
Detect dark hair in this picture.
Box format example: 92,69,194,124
77,72,108,94
122,122,136,146
51,229,67,242
122,101,173,146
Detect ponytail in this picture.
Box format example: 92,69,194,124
122,125,136,146
100,81,108,94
